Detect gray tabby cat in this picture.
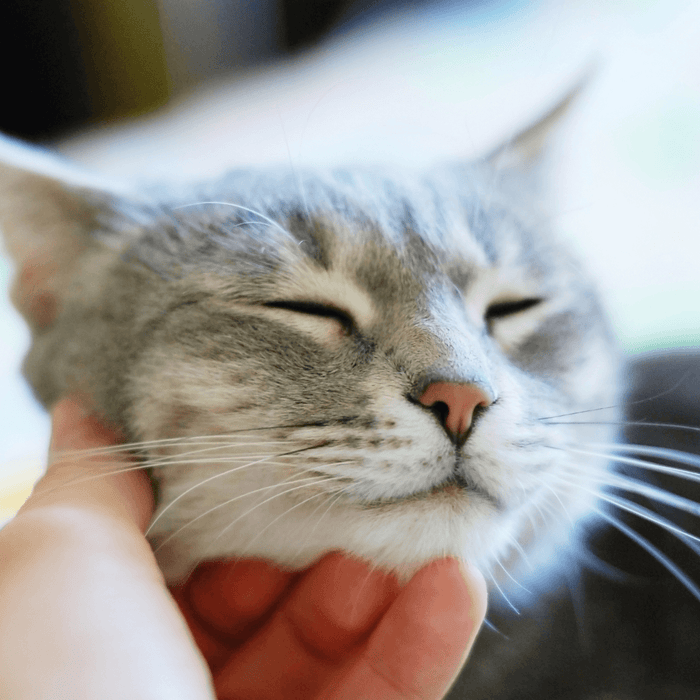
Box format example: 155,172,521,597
0,101,617,594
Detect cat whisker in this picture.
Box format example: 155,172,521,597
495,558,532,595
537,372,691,420
601,491,700,550
228,479,353,563
540,419,700,436
146,453,291,535
561,465,700,522
552,468,700,545
582,442,700,470
56,423,330,458
551,444,700,484
275,108,312,222
148,456,358,536
291,485,356,561
531,475,576,527
134,439,327,470
139,456,298,471
45,437,333,498
36,454,304,501
152,474,336,553
544,469,700,603
482,618,510,639
593,507,700,604
131,441,293,469
489,570,520,615
551,444,700,518
506,535,534,572
55,436,266,460
191,474,354,573
231,220,280,231
173,201,291,239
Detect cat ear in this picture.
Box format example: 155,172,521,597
0,136,131,329
485,70,592,173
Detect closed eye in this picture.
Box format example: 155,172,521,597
485,297,543,322
263,300,355,332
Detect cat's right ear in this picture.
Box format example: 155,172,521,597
0,135,131,329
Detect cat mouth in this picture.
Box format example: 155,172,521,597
364,473,500,509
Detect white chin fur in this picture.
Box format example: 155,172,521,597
150,490,505,584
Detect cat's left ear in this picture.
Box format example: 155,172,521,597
485,70,591,173
0,136,132,329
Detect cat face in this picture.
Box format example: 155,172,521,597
0,148,620,583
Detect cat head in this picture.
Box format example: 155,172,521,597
0,101,619,583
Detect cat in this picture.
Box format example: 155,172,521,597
0,87,622,594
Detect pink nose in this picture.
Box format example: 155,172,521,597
418,382,492,441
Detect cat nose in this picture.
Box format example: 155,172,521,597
418,382,493,443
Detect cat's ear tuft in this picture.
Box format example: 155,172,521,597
0,136,132,328
485,69,593,173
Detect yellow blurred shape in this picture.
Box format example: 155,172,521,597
0,457,43,524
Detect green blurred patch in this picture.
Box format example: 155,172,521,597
615,92,700,185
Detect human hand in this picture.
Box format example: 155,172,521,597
0,397,487,699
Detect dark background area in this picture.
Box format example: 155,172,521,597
0,0,433,140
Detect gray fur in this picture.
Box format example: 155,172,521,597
0,139,619,584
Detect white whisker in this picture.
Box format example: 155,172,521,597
495,558,532,595
57,432,301,459
532,475,576,526
586,442,700,471
507,535,533,572
38,455,300,500
152,474,331,552
602,492,700,550
173,201,291,238
542,420,700,436
552,468,700,546
148,456,358,537
489,571,520,615
232,484,347,562
594,507,700,604
146,453,287,535
291,485,354,561
553,445,700,484
538,373,690,421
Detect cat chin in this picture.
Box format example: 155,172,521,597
151,491,511,585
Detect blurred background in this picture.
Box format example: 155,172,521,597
1,0,699,519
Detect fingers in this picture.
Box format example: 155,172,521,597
23,396,153,532
213,553,399,699
210,553,484,700
282,552,400,661
174,560,297,669
187,560,296,639
321,558,487,700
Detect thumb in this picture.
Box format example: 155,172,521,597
23,395,154,531
0,396,215,700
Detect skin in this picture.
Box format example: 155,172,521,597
0,397,487,700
